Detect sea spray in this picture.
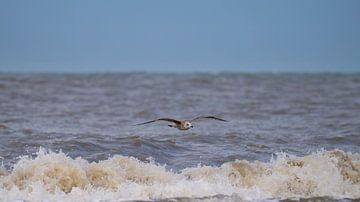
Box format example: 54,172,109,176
0,148,359,201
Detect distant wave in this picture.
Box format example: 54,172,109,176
0,149,359,201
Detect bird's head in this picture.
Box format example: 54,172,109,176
184,121,193,129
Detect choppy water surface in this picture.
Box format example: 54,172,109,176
0,73,360,201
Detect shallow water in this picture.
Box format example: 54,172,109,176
0,73,360,201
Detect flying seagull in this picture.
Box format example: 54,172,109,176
135,116,228,130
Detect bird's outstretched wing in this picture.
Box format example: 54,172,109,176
191,115,228,122
135,118,181,126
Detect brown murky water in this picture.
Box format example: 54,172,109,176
0,73,360,201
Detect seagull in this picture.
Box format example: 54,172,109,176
135,116,228,130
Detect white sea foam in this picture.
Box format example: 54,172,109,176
0,148,359,201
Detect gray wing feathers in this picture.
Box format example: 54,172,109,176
191,116,228,122
135,118,181,125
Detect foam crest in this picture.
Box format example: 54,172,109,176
0,149,359,201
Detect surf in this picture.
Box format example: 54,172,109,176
0,148,359,201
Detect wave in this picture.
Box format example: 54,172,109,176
0,149,359,201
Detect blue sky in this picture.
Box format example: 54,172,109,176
0,0,359,73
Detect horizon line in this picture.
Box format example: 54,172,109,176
1,69,359,75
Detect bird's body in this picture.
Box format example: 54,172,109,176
168,120,193,130
135,116,227,130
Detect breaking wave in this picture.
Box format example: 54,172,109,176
1,149,360,201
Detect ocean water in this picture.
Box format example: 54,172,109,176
0,73,359,201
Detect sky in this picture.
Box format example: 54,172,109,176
0,0,359,73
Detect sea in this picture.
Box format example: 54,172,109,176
0,73,359,201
